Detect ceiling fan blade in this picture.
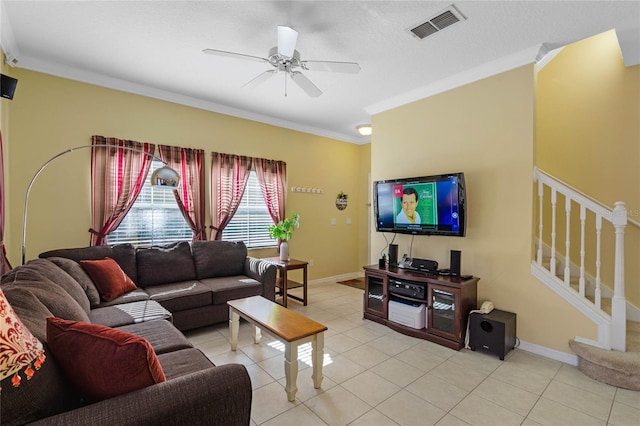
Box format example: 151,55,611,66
277,26,298,58
242,70,278,89
302,60,361,74
203,48,267,63
290,71,322,97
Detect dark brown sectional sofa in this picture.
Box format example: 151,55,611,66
0,240,277,425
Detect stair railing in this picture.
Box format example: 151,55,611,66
532,167,628,351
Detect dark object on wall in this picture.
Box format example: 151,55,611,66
1,74,18,100
469,309,517,360
450,250,461,276
388,244,398,267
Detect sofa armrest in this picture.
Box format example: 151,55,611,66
244,257,277,301
30,364,252,426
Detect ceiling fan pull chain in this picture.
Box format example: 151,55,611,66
285,71,288,97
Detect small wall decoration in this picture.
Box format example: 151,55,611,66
336,192,348,210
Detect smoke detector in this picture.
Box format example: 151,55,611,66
408,4,466,40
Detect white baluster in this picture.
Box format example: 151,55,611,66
611,202,627,352
564,197,571,287
595,214,602,309
578,205,586,297
550,189,557,276
537,180,544,264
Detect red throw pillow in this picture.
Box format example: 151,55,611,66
46,317,166,402
80,257,137,302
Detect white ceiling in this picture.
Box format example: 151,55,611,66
1,1,639,144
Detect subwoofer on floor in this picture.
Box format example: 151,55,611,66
469,309,517,360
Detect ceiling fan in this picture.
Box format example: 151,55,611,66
203,26,360,97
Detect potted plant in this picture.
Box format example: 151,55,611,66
268,212,300,260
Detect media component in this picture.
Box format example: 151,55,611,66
373,172,466,237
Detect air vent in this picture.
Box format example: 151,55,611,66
408,4,466,40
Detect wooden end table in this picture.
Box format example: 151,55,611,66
227,296,327,401
263,257,308,307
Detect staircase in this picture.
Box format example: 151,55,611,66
532,168,640,390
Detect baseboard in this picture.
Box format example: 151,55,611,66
309,271,364,286
518,339,578,366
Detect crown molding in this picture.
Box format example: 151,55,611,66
8,53,364,144
365,44,544,116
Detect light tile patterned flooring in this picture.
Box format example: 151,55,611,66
185,279,640,426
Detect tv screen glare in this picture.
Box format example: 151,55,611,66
374,172,466,237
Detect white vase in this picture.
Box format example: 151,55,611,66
279,241,289,261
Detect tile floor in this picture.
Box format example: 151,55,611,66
185,279,640,426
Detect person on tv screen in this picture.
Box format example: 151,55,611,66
396,187,421,225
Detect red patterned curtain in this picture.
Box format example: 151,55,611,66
89,135,155,246
158,145,206,241
210,152,252,240
254,158,287,225
0,131,12,273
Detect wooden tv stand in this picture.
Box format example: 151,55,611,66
363,265,478,350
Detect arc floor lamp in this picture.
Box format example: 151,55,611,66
21,144,180,265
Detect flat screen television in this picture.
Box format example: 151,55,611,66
373,172,466,237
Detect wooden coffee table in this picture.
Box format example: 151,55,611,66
227,296,327,401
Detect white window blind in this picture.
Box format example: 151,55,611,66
222,171,276,249
107,160,193,246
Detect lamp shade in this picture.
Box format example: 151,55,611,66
0,289,46,391
150,165,180,189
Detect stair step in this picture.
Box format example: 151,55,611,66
627,321,640,352
569,339,640,391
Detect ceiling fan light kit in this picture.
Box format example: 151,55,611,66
204,25,360,97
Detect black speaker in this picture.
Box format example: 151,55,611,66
388,244,398,267
469,309,517,360
450,250,461,276
1,74,18,100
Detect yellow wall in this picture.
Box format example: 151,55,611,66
372,65,596,353
5,69,370,280
1,51,13,263
536,30,640,307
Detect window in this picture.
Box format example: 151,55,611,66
107,160,193,246
222,171,275,248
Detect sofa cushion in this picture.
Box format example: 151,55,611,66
200,276,263,305
89,305,142,328
95,287,149,307
1,278,90,324
2,286,53,342
0,342,83,425
46,317,166,402
156,348,215,381
1,261,93,317
20,259,92,314
191,240,247,279
40,243,138,284
47,256,101,307
0,290,82,425
144,281,212,312
117,320,193,355
80,258,137,302
136,241,197,287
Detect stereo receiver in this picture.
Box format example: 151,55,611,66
397,255,439,273
389,278,426,299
